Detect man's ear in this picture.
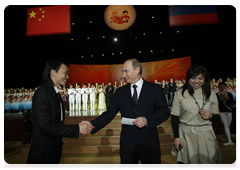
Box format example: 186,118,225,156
136,67,140,74
51,69,56,77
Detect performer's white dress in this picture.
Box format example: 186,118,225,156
98,89,105,110
171,88,221,164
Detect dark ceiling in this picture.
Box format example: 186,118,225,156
4,5,236,88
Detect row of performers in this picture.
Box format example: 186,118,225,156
4,77,236,113
4,88,35,113
4,85,110,113
65,83,110,111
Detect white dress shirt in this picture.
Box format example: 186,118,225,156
130,78,144,99
53,86,63,121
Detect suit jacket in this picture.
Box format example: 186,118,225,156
106,85,115,97
27,81,79,164
161,84,168,95
168,81,177,92
90,80,170,163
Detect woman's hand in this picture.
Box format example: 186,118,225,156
174,138,184,151
199,110,212,119
223,96,230,101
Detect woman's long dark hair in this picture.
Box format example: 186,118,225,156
39,58,70,87
181,64,211,100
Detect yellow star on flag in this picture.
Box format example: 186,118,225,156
29,10,37,18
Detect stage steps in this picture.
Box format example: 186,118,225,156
22,115,174,154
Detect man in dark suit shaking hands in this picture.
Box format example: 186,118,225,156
81,58,170,164
27,58,93,164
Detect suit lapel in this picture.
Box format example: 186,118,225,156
124,84,135,108
124,80,148,109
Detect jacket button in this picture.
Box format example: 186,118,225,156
135,110,137,113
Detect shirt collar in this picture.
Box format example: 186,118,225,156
53,86,60,93
131,78,143,88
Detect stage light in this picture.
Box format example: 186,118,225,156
87,37,89,39
151,50,153,53
112,53,114,55
139,51,141,53
161,50,163,52
143,33,145,35
120,52,122,54
103,36,105,38
102,54,104,56
160,32,162,34
177,30,179,33
152,16,154,18
82,56,84,58
71,39,73,41
114,38,117,41
72,23,74,25
91,55,93,57
172,49,174,51
90,21,92,23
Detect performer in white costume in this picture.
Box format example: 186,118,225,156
98,84,106,110
68,83,76,111
89,83,96,111
75,83,83,111
82,84,89,111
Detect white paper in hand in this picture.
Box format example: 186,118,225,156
121,117,135,125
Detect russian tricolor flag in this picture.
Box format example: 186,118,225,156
168,5,219,27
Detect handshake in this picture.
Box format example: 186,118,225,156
78,121,95,135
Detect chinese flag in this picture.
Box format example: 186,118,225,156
26,5,71,36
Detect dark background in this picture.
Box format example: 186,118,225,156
4,5,236,88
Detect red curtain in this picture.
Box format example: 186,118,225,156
67,56,191,87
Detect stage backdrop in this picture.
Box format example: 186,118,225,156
67,56,191,87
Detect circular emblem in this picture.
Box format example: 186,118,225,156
104,5,137,31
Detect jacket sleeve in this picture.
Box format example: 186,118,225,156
90,89,120,134
33,90,79,139
145,86,170,131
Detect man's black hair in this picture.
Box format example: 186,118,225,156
39,58,70,87
218,82,226,87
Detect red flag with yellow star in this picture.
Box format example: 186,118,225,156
26,5,70,36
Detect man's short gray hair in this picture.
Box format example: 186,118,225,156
125,58,142,75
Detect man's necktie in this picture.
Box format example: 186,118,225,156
132,85,138,105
